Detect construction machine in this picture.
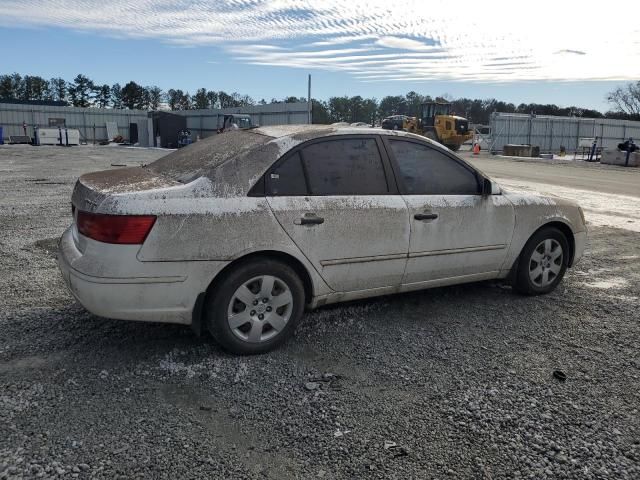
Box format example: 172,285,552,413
217,114,255,133
177,129,192,148
403,102,473,151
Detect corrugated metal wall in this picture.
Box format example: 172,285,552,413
174,102,310,138
489,113,640,153
0,102,310,146
0,103,150,146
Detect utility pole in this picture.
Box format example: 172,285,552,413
307,74,312,125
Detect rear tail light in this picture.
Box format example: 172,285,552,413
76,211,156,244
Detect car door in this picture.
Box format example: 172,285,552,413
383,137,515,285
266,135,410,293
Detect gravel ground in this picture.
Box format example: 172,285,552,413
1,145,639,479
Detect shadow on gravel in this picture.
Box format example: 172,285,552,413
299,280,515,333
3,280,516,369
1,304,221,370
2,275,587,383
22,236,60,259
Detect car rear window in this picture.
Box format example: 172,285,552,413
146,130,270,183
301,138,389,195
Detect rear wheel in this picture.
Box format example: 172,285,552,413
206,259,305,354
513,227,569,295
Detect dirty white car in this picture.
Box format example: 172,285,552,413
58,126,587,354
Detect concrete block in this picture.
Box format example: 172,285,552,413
600,150,640,167
503,144,540,157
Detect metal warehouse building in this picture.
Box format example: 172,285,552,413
173,103,310,139
489,112,640,153
0,101,310,147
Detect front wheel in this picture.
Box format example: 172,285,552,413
513,227,569,295
206,259,305,354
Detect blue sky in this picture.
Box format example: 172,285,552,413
1,1,637,111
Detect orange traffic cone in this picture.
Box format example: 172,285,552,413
473,143,481,155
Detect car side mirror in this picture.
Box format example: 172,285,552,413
482,178,492,196
482,178,501,196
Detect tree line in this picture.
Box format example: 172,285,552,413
1,72,638,125
312,91,639,125
0,73,262,111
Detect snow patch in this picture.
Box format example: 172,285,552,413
158,349,249,382
584,278,629,289
605,294,639,302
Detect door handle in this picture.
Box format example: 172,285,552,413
296,214,324,226
414,212,438,221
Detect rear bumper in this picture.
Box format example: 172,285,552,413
57,226,226,325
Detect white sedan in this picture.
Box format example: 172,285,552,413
58,126,587,354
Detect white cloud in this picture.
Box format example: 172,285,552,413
0,0,638,82
305,35,378,47
375,36,439,51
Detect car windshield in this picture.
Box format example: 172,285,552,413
236,117,252,128
146,130,269,183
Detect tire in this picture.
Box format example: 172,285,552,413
425,130,438,142
513,227,570,295
205,259,305,355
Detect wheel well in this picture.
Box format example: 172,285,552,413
543,222,575,266
508,221,576,282
205,250,314,305
515,222,575,268
191,251,315,336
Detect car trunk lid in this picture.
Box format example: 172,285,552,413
72,167,181,213
70,167,180,252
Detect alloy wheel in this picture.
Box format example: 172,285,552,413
529,239,563,288
227,275,293,343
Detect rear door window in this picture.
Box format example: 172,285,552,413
301,138,389,195
388,139,480,195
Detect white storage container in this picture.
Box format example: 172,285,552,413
36,128,80,146
37,128,62,145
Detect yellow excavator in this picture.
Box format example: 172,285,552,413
403,101,473,151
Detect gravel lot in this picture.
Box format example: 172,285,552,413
1,145,639,479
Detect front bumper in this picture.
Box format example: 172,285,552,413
572,230,587,266
57,226,226,325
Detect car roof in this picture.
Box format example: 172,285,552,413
252,125,323,138
253,124,430,143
